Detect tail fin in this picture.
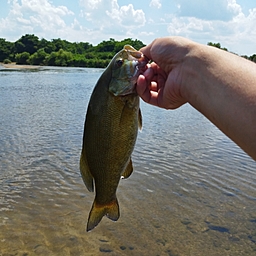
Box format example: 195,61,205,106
86,199,120,232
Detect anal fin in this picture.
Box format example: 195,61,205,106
121,158,133,179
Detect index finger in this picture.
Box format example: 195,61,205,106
140,42,154,61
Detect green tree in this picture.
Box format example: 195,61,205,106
29,48,48,65
3,58,12,64
241,55,249,60
51,38,74,52
15,41,26,54
39,38,56,54
95,38,116,52
72,54,87,67
73,42,92,54
15,34,39,54
249,54,256,63
114,38,145,52
46,49,73,66
0,34,152,68
207,42,228,51
0,38,14,61
15,52,30,64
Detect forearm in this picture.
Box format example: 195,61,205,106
182,44,256,160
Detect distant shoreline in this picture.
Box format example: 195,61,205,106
0,62,41,69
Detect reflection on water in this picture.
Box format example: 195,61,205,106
0,66,255,255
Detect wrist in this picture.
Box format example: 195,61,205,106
179,42,206,104
180,42,227,110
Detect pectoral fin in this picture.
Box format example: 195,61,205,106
121,158,133,179
80,152,94,192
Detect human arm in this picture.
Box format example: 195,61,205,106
136,37,256,160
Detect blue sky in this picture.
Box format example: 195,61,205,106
0,0,256,55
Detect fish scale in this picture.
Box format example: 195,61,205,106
80,45,148,231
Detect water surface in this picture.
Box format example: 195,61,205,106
0,66,255,255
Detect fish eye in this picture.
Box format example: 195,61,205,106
116,59,123,67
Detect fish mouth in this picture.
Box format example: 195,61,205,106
118,53,149,96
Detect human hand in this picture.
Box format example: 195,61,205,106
136,37,256,160
136,37,194,109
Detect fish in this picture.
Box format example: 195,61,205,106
80,45,148,231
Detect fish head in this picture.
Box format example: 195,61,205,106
108,45,149,96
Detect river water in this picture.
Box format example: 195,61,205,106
0,66,255,256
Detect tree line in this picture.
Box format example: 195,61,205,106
0,34,255,68
0,34,145,68
207,42,256,62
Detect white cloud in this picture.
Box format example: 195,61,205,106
167,16,214,37
106,3,146,27
0,0,74,40
79,0,146,28
150,0,161,9
77,0,146,42
227,0,242,15
217,7,256,51
79,0,103,10
0,0,255,55
166,1,256,54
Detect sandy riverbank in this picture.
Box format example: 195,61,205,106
0,62,41,69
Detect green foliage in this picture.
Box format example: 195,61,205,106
249,54,256,63
15,34,39,54
39,38,56,54
15,52,30,64
1,34,146,67
208,42,256,63
0,34,146,67
3,59,11,64
29,48,48,65
46,49,73,66
3,34,254,67
207,42,228,51
95,38,116,52
0,38,14,62
94,38,145,53
73,42,93,54
114,38,145,52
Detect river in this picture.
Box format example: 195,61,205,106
0,66,255,255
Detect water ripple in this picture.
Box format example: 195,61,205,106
0,69,256,255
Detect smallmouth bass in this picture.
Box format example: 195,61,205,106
80,45,148,231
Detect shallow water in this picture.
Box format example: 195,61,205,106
0,66,255,256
